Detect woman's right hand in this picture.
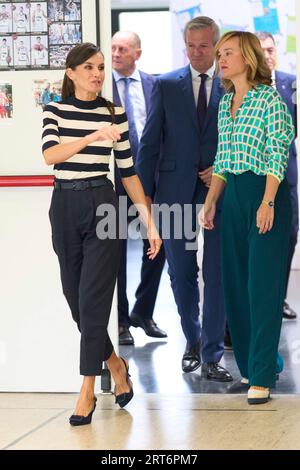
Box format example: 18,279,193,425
85,124,121,144
199,200,216,230
146,219,163,260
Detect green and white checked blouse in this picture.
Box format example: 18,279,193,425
213,84,295,183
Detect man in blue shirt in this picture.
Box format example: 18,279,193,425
112,31,167,345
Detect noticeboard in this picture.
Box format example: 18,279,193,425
0,0,98,186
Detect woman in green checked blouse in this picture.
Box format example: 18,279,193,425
200,31,295,405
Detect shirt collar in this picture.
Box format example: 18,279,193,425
227,84,266,105
113,67,141,82
245,84,266,100
190,63,215,80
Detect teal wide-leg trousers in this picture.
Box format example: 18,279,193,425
221,172,291,388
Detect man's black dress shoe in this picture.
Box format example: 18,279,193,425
182,341,201,373
69,396,97,426
202,362,233,382
283,301,297,319
130,313,167,338
119,325,134,346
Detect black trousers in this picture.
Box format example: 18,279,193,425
49,179,121,376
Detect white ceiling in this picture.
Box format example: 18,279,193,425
111,0,170,9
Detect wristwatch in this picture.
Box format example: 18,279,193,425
263,200,275,208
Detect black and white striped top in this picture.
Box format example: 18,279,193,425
42,95,136,180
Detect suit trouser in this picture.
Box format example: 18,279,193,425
49,180,121,376
117,236,166,327
115,174,166,327
162,203,226,362
221,172,291,388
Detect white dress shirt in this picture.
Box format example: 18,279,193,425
272,70,276,88
113,67,147,141
190,63,215,107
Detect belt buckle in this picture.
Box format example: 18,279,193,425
73,181,87,190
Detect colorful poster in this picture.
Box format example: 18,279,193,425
250,0,280,34
219,21,249,35
0,82,12,119
0,0,82,71
33,78,62,109
170,0,295,74
172,0,203,34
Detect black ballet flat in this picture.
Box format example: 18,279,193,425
69,396,97,426
115,357,134,408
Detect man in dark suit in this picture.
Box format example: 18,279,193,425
112,31,167,345
257,31,298,320
136,17,232,381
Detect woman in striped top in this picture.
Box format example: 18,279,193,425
200,32,294,405
42,43,162,425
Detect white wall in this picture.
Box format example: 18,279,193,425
118,10,172,74
0,187,82,392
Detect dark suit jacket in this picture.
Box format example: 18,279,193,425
135,65,224,205
275,70,298,187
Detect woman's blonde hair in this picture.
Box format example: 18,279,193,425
215,31,272,92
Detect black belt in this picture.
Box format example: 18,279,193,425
54,178,109,191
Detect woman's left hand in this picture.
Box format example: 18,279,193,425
256,203,274,235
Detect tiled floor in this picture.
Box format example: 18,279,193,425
2,393,300,450
1,240,300,450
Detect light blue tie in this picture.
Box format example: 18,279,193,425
121,77,139,160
